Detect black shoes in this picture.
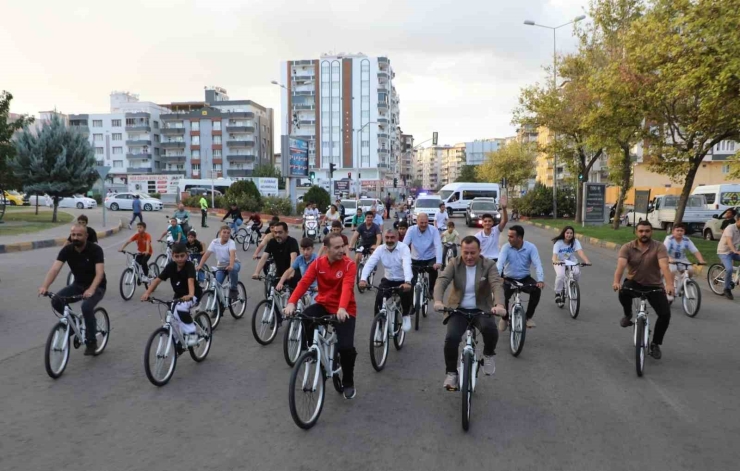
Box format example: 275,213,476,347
724,289,734,300
83,342,97,356
649,343,662,360
343,386,356,399
620,316,634,328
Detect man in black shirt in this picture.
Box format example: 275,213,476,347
141,243,202,348
252,221,299,284
66,214,98,244
349,211,381,265
222,203,244,233
39,223,106,355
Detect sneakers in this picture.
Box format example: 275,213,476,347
83,341,97,356
482,355,496,376
724,289,734,300
184,333,199,347
555,292,562,305
620,316,634,328
443,373,459,391
128,223,132,230
343,385,357,399
229,288,239,300
498,318,507,332
649,343,662,360
402,316,411,332
526,318,536,328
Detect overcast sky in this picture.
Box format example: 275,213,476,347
1,0,587,146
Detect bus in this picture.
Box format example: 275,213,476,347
438,182,501,216
178,178,235,197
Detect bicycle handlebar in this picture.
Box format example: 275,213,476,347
669,261,706,267
366,284,408,293
552,262,591,266
412,265,437,273
43,292,84,302
620,287,665,297
144,297,185,306
503,279,540,289
288,313,339,324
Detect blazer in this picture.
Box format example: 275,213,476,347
433,255,505,318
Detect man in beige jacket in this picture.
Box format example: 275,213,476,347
434,235,506,391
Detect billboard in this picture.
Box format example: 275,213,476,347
283,136,309,178
128,174,182,195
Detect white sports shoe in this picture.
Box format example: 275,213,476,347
184,333,199,347
402,316,411,332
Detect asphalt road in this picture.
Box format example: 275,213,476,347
1,212,739,471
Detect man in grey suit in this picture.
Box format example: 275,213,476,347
434,235,506,391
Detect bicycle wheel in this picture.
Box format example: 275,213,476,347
44,323,70,379
251,299,278,345
234,228,247,245
188,312,212,362
707,264,726,295
568,281,581,319
421,285,428,318
357,262,366,293
93,308,110,354
635,317,646,377
155,254,168,271
509,305,526,357
200,290,222,330
369,313,389,372
414,285,421,331
242,232,252,251
332,350,344,393
392,310,406,350
283,318,304,367
144,327,177,386
461,350,473,431
682,279,701,318
119,268,136,301
66,271,74,286
289,350,326,430
228,281,248,319
148,263,160,278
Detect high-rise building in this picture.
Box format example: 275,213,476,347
465,139,506,166
278,53,401,185
399,133,414,184
441,143,467,184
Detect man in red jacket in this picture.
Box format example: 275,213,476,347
285,233,358,399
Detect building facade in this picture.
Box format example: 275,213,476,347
465,139,504,166
399,133,414,185
440,143,466,184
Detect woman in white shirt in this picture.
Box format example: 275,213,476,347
551,226,591,304
196,225,241,299
323,204,341,235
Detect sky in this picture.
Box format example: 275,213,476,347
0,0,587,147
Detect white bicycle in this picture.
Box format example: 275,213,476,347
119,251,160,301
367,285,407,372
155,238,174,271
199,266,248,330
621,287,664,377
669,261,703,317
251,281,290,345
553,261,590,319
282,289,316,367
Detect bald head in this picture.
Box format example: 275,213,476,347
69,223,88,248
417,213,429,230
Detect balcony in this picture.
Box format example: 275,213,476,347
378,57,389,64
226,126,255,133
227,140,255,148
377,133,389,139
161,169,186,175
127,167,154,173
226,112,254,119
378,102,388,110
377,71,389,79
161,141,186,148
160,114,183,121
160,155,187,163
126,139,152,146
292,90,315,96
125,125,151,133
227,169,251,177
378,148,389,154
161,127,185,135
71,125,89,134
293,104,315,111
126,153,152,159
227,154,255,163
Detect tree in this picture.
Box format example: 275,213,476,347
225,179,262,212
304,185,331,211
476,142,536,190
10,115,97,222
0,91,34,191
252,163,286,190
455,165,479,183
626,0,740,224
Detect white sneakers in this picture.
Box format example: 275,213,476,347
482,355,496,375
402,316,412,332
184,333,200,347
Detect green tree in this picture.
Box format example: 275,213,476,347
626,0,740,224
455,165,479,183
252,163,286,190
476,142,536,190
225,179,262,212
0,91,34,191
303,185,331,211
10,115,97,222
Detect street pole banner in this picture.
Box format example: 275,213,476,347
583,182,607,226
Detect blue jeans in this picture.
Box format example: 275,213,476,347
719,253,740,290
189,254,204,282
229,219,243,232
215,261,241,289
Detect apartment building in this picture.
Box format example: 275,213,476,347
465,139,504,166
440,143,467,184
399,133,414,185
278,53,401,183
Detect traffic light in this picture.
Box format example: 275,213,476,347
578,173,584,181
393,177,398,188
329,163,336,178
309,171,315,182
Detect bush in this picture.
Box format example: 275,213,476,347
303,186,331,210
182,195,201,208
296,202,307,216
150,192,161,200
517,183,576,218
226,180,261,204
263,196,292,216
224,194,262,213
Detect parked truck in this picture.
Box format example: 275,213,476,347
627,194,718,234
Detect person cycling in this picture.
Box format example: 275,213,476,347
67,214,98,245
475,196,508,262
496,225,544,330
196,225,241,300
318,220,351,258
551,226,591,304
185,230,206,282
222,203,243,233
246,212,263,234
173,204,191,234
434,236,506,390
373,208,384,228
613,220,674,359
323,204,342,235
404,213,442,297
159,218,184,244
38,224,107,356
284,233,359,399
397,220,409,244
252,222,299,294
441,221,460,262
394,204,409,229
358,228,413,332
716,213,740,300
119,221,153,278
351,208,366,229
434,203,449,232
349,211,382,265
277,237,318,302
335,198,346,222
663,223,705,300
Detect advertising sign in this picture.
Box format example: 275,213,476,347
583,182,607,225
334,179,351,195
286,137,309,178
128,174,182,195
257,178,279,196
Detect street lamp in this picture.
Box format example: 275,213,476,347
525,14,586,219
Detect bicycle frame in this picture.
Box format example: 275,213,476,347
55,304,85,350
460,326,479,392
203,268,233,311
124,252,148,282
303,323,340,392
151,299,208,356
379,293,402,338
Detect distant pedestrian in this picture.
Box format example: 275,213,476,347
200,193,209,228
385,193,392,219
129,195,143,229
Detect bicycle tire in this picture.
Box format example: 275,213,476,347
144,327,177,386
707,264,726,295
289,350,326,430
461,350,473,431
242,233,252,251
509,305,526,357
414,285,421,331
683,279,701,318
251,299,278,345
392,309,406,350
119,268,136,301
357,262,366,293
155,254,168,271
263,274,272,300
421,284,428,318
148,263,160,280
283,318,304,367
234,228,247,245
332,350,344,393
188,312,212,362
200,290,221,330
369,313,389,372
569,281,581,319
228,281,248,319
44,323,70,379
635,317,646,377
92,308,110,355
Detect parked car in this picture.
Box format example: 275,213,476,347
702,206,740,240
105,193,163,211
691,183,740,211
358,198,383,214
187,187,223,198
626,194,716,233
465,198,499,227
27,194,52,206
57,195,97,209
411,196,443,224
340,200,358,227
2,190,25,206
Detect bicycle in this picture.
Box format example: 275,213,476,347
503,279,537,357
441,308,492,432
143,297,212,386
199,267,248,330
553,261,590,319
287,314,344,429
251,280,290,345
283,289,316,367
367,285,407,372
667,261,703,317
353,247,376,293
241,224,262,251
707,261,740,296
42,292,111,379
119,251,160,301
412,265,435,331
621,287,665,377
219,219,248,245
442,243,459,271
155,239,174,271
260,257,277,299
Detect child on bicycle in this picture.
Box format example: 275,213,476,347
141,243,203,347
663,223,706,300
119,221,153,278
276,237,318,301
441,221,460,259
186,230,205,282
551,226,591,304
159,218,184,244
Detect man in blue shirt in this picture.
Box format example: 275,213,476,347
497,225,544,330
129,194,144,229
276,237,318,297
404,213,442,297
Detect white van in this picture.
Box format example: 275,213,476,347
412,196,443,224
691,184,740,210
438,182,501,216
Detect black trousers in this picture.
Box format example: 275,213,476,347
52,284,106,344
618,279,671,345
444,310,498,373
129,212,143,225
135,253,151,276
374,278,412,317
301,303,357,387
201,209,207,227
503,276,541,319
411,258,438,297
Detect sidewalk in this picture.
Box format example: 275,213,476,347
0,207,125,254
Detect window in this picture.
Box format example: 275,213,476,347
92,120,102,127
96,160,104,166
153,121,159,129
722,165,731,174
213,121,221,131
154,135,160,143
95,147,104,155
111,119,121,127
192,150,200,159
113,160,123,168
213,149,222,157
192,136,200,145
93,134,103,142
192,121,200,131
213,136,221,144
462,190,498,200
361,141,370,148
192,164,200,172
112,133,122,141
213,164,222,171
113,147,123,154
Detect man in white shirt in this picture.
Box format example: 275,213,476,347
435,203,449,231
196,225,240,299
475,196,508,262
359,228,413,332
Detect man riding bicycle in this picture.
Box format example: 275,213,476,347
663,223,706,300
434,236,506,390
349,212,382,266
434,202,449,231
358,228,413,332
173,203,191,234
404,213,442,297
277,237,318,301
252,222,299,294
496,225,544,330
246,212,263,234
716,213,740,300
222,203,243,233
196,225,241,300
613,220,674,359
475,196,508,262
284,233,359,399
38,224,107,356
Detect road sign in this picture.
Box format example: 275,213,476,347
96,166,112,179
583,182,607,226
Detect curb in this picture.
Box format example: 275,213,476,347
0,220,125,255
524,221,707,275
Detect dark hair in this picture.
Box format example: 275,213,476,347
230,202,237,206
300,237,314,248
187,230,197,237
171,243,188,255
275,221,288,232
460,235,480,248
366,211,374,218
330,204,338,211
77,214,89,223
271,216,280,223
509,225,525,238
331,220,342,228
481,213,494,222
398,221,408,229
636,220,653,229
447,221,455,228
356,208,363,213
439,202,445,208
673,223,688,231
325,233,345,246
137,222,147,229
552,225,576,246
727,208,737,217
